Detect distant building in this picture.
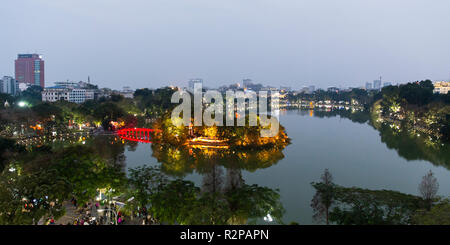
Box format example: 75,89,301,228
69,88,94,103
15,54,45,87
261,86,278,91
54,81,80,88
280,86,291,92
42,81,95,103
120,86,134,98
383,82,392,87
373,79,382,90
298,86,309,94
96,88,113,99
0,76,19,95
243,79,252,88
41,86,70,102
246,83,263,92
365,82,373,90
188,78,203,92
327,87,339,93
308,85,315,94
433,81,450,94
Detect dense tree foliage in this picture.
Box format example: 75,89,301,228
0,139,127,224
308,168,449,225
134,87,177,117
126,165,284,225
17,86,43,106
0,137,24,172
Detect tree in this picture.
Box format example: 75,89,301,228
18,85,43,106
48,146,126,204
311,169,335,224
127,166,168,209
0,167,71,225
413,199,450,225
0,137,24,172
151,179,200,224
329,187,424,225
418,170,439,210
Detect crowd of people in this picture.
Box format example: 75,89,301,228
44,197,164,225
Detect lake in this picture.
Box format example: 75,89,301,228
122,109,450,224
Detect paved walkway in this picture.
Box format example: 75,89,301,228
55,202,81,225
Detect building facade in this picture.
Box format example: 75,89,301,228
15,54,45,87
41,86,70,102
42,82,95,103
188,78,203,92
373,80,382,90
120,86,134,98
433,81,450,94
0,76,19,95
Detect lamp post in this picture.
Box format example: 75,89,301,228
96,197,133,225
97,208,119,225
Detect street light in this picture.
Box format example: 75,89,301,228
96,197,134,225
18,101,27,107
97,208,119,225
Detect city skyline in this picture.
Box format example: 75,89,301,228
1,0,450,90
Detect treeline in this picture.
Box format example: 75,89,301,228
287,80,449,141
286,88,375,108
0,137,284,225
377,80,450,142
0,87,178,135
0,141,126,225
310,169,449,225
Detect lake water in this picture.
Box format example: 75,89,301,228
123,109,450,224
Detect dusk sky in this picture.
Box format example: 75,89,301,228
1,0,450,90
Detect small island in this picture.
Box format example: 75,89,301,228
150,112,290,150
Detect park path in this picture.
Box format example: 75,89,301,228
55,202,80,225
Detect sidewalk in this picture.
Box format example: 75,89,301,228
55,202,80,225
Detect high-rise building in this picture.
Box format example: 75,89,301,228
15,54,45,87
365,82,373,90
188,78,203,92
0,76,19,95
383,82,392,87
373,79,382,90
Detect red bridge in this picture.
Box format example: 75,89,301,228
116,128,161,143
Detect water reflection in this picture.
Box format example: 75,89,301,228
150,143,286,177
292,108,450,168
142,143,287,224
148,165,285,224
376,124,450,168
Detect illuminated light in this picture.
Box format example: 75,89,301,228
263,214,273,222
